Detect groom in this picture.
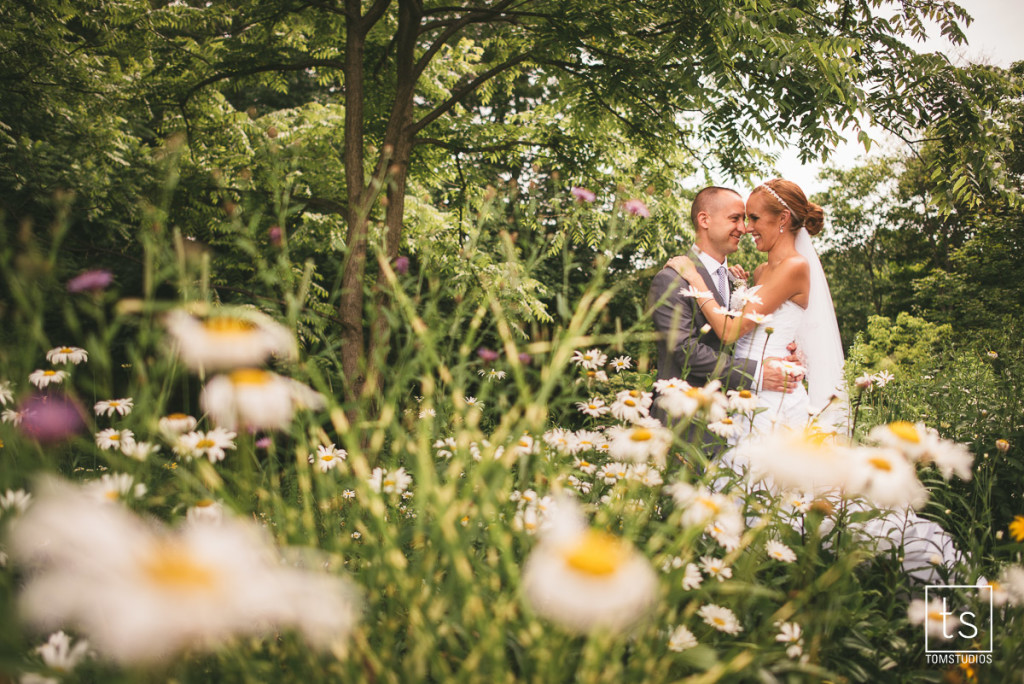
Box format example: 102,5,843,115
648,186,796,425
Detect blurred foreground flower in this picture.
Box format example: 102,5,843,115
623,198,650,217
522,500,656,634
869,421,973,481
8,478,358,664
164,309,297,371
18,395,85,443
0,380,12,405
200,370,325,431
66,269,113,293
571,186,595,202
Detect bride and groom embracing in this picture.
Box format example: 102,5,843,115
648,179,844,437
648,179,965,581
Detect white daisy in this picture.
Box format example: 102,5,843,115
310,443,347,472
158,413,197,437
93,398,134,417
667,625,698,651
681,563,703,590
765,540,797,563
567,475,593,494
0,489,32,515
908,598,959,639
572,430,605,453
775,621,804,658
201,370,325,432
186,499,224,524
656,380,727,422
463,396,483,408
8,478,358,664
855,373,875,389
731,283,763,308
33,630,90,673
577,369,609,383
368,467,412,494
45,346,89,365
521,500,657,634
607,424,672,466
174,428,237,463
28,369,68,389
122,441,160,461
2,408,22,425
512,434,537,458
571,348,608,370
743,312,773,325
847,446,928,509
698,604,742,635
573,456,598,475
95,428,136,453
628,464,664,487
342,490,356,500
652,377,687,394
433,437,457,459
0,380,13,405
726,389,760,412
84,473,146,503
576,397,610,418
596,462,629,486
868,421,974,481
478,368,507,381
609,391,650,423
543,428,577,454
707,417,743,439
163,309,297,371
609,355,633,372
707,518,742,551
700,556,732,582
417,407,436,418
734,426,852,496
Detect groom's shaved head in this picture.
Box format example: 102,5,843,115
691,187,742,228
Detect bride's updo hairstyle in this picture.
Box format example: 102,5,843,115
752,178,825,236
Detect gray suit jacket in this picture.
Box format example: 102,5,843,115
648,248,757,426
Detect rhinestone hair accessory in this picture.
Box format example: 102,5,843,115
759,183,793,213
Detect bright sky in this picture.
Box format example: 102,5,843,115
775,0,1024,197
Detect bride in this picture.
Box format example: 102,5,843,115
667,178,962,582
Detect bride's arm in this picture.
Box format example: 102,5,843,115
667,256,809,344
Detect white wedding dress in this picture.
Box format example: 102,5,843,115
733,300,810,433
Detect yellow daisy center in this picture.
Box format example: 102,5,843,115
697,496,721,514
168,413,188,420
230,368,272,385
196,438,215,449
383,478,396,488
868,456,893,472
203,317,257,335
624,399,637,407
43,370,56,377
712,617,726,627
141,543,217,591
195,499,214,508
563,530,628,576
630,428,653,442
739,390,752,399
109,433,121,441
322,454,334,462
104,490,119,500
60,347,73,353
888,421,920,443
628,390,641,398
721,418,733,425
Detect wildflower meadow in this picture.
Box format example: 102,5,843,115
3,2,1024,682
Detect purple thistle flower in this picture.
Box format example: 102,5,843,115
518,352,533,365
255,436,272,449
18,394,86,443
393,256,410,275
268,225,284,247
477,347,500,363
571,186,596,203
66,269,114,293
624,198,651,218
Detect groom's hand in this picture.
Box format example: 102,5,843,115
786,341,807,368
761,357,804,393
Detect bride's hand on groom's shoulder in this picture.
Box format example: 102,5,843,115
666,255,696,278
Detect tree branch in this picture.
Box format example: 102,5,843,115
415,137,545,153
182,59,345,104
410,52,532,134
413,0,519,78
